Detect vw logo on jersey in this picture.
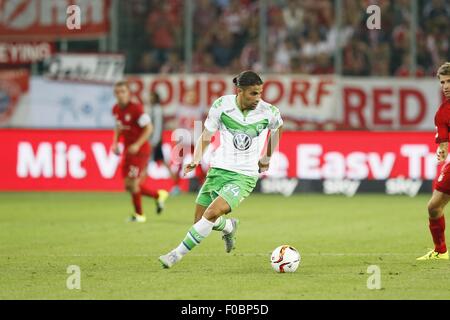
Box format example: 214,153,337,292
233,132,252,151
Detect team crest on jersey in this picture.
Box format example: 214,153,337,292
233,132,252,150
125,114,131,122
256,123,265,133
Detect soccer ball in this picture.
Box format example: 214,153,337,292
270,245,301,273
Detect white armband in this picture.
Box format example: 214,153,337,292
137,113,151,127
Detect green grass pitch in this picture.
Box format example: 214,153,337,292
1,192,450,300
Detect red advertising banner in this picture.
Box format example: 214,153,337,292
0,0,111,40
0,129,440,191
0,129,188,191
278,131,438,180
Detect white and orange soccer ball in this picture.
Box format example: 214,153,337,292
270,245,301,273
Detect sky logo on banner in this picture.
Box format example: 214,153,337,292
323,179,361,197
385,178,423,197
260,178,298,197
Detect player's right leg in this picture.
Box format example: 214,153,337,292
125,176,146,223
194,204,207,223
159,196,231,268
417,189,450,260
195,169,241,252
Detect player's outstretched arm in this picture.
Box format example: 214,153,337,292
184,129,214,176
129,123,153,154
437,142,449,164
112,125,121,155
259,126,283,173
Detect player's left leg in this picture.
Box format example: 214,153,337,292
159,196,231,268
125,176,147,223
195,169,240,249
417,190,450,260
138,171,169,214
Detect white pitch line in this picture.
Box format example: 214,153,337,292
0,252,418,257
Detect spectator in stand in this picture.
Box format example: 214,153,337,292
193,53,223,73
343,39,370,76
121,0,449,77
393,0,411,25
239,38,260,70
390,21,411,74
302,29,329,59
423,0,450,26
311,53,334,75
210,30,235,68
138,52,160,74
273,39,297,73
194,0,219,38
267,5,288,50
282,0,306,40
290,56,309,74
394,53,426,77
222,0,249,36
369,43,391,76
416,34,434,74
160,51,184,74
146,2,180,64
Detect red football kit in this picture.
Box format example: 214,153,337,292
434,98,450,195
429,98,450,254
112,102,151,179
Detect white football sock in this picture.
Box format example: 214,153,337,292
175,216,214,257
222,219,233,235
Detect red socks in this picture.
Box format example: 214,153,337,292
130,182,159,216
429,216,447,253
131,192,143,215
140,184,158,199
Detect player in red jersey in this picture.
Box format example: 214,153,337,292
111,81,169,223
417,62,450,260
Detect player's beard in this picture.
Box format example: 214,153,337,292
246,101,258,110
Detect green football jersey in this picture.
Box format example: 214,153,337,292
204,95,283,177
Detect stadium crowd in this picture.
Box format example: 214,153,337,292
121,0,450,76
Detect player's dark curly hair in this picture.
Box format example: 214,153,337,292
232,70,263,88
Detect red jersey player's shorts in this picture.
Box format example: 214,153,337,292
435,162,450,195
122,148,150,179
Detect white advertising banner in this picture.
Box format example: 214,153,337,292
126,74,338,130
338,77,444,130
45,53,125,84
2,74,446,129
8,77,116,128
126,74,445,130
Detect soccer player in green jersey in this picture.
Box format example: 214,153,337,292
159,71,283,268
